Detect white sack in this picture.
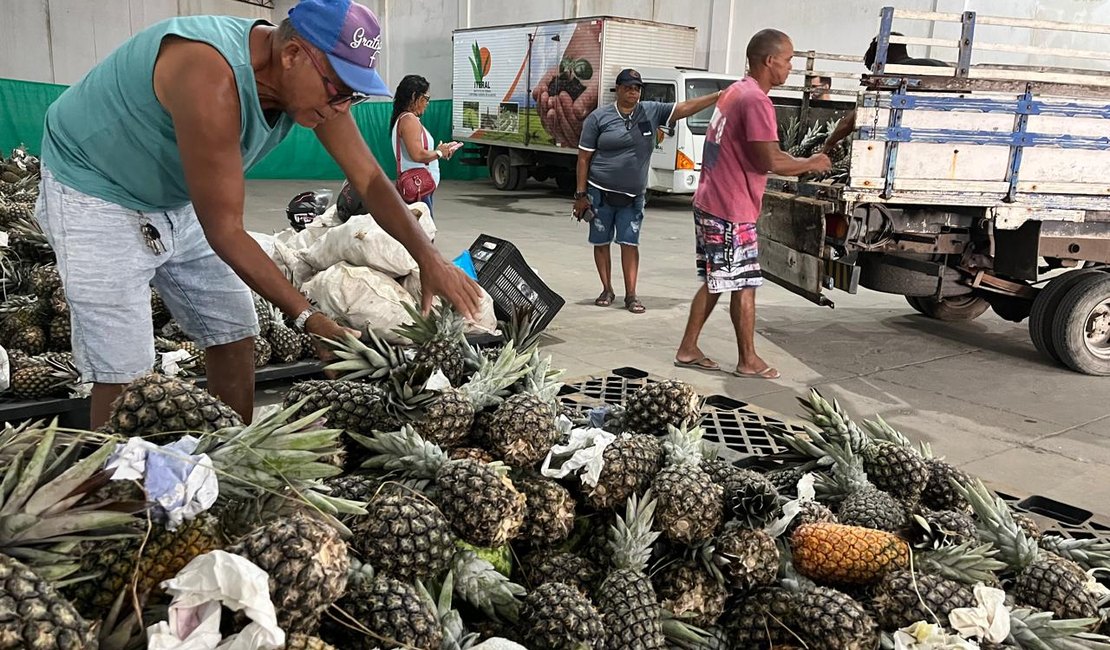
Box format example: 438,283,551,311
301,263,416,342
299,203,435,278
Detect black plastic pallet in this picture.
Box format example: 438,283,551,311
558,367,801,462
559,366,1110,544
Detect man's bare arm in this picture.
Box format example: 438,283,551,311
822,110,856,154
155,40,313,320
749,141,832,177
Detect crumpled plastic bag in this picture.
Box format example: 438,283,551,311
766,472,818,538
541,426,617,488
160,349,193,378
949,584,1011,643
147,550,284,650
105,436,218,530
894,622,980,649
0,345,9,393
299,203,436,278
470,640,528,650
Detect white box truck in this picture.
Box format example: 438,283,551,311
451,17,737,194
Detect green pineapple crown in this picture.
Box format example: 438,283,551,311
797,390,870,453
194,398,365,524
462,340,531,410
955,478,1039,571
451,549,525,622
0,423,141,583
396,301,467,346
515,349,564,404
355,424,449,479
661,423,706,467
1038,535,1110,572
914,541,1008,585
323,329,406,381
814,440,874,502
608,489,661,574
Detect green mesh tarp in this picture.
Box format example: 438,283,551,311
0,77,485,181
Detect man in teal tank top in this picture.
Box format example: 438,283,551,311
35,0,483,428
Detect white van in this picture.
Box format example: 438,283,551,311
638,67,740,195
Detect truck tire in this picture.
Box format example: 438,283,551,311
907,295,989,321
489,151,520,191
512,167,529,190
1049,273,1110,375
859,254,970,297
1028,269,1105,364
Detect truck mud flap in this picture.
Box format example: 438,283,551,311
756,191,844,307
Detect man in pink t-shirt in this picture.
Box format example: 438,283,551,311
674,29,830,379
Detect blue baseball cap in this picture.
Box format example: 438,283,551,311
289,0,392,97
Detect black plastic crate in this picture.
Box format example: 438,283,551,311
468,235,565,331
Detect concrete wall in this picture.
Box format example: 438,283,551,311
3,0,1107,89
0,0,270,85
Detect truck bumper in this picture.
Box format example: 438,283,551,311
648,169,700,195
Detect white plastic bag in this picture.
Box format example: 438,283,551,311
300,263,417,342
299,203,435,278
0,345,9,393
401,271,499,335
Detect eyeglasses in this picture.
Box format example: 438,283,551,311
421,94,432,101
297,39,371,107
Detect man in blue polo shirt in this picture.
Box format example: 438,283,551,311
573,69,721,313
36,0,482,427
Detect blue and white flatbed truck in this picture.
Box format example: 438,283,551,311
758,7,1110,375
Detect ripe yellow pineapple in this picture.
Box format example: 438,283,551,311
791,522,909,585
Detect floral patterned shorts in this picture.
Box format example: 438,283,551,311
694,207,763,294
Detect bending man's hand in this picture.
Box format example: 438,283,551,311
419,257,483,321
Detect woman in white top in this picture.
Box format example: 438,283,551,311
391,74,457,211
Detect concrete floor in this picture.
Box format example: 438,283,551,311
244,178,1110,518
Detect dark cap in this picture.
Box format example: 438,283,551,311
615,68,643,87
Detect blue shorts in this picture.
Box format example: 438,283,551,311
586,186,645,246
34,167,258,383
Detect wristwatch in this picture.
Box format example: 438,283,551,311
573,191,588,199
293,307,320,332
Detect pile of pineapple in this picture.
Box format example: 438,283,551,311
1,303,1108,650
778,116,851,184
0,145,318,402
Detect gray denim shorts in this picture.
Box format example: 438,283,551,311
35,167,258,383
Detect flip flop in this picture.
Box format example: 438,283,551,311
674,356,721,372
731,366,781,380
594,290,615,307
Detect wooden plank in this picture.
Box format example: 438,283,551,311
975,41,1109,63
889,35,959,49
841,188,1109,211
758,192,828,257
974,14,1110,36
850,142,1011,183
882,64,1110,88
757,237,826,300
859,107,1015,134
864,74,1110,100
1016,182,1110,196
889,9,964,22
